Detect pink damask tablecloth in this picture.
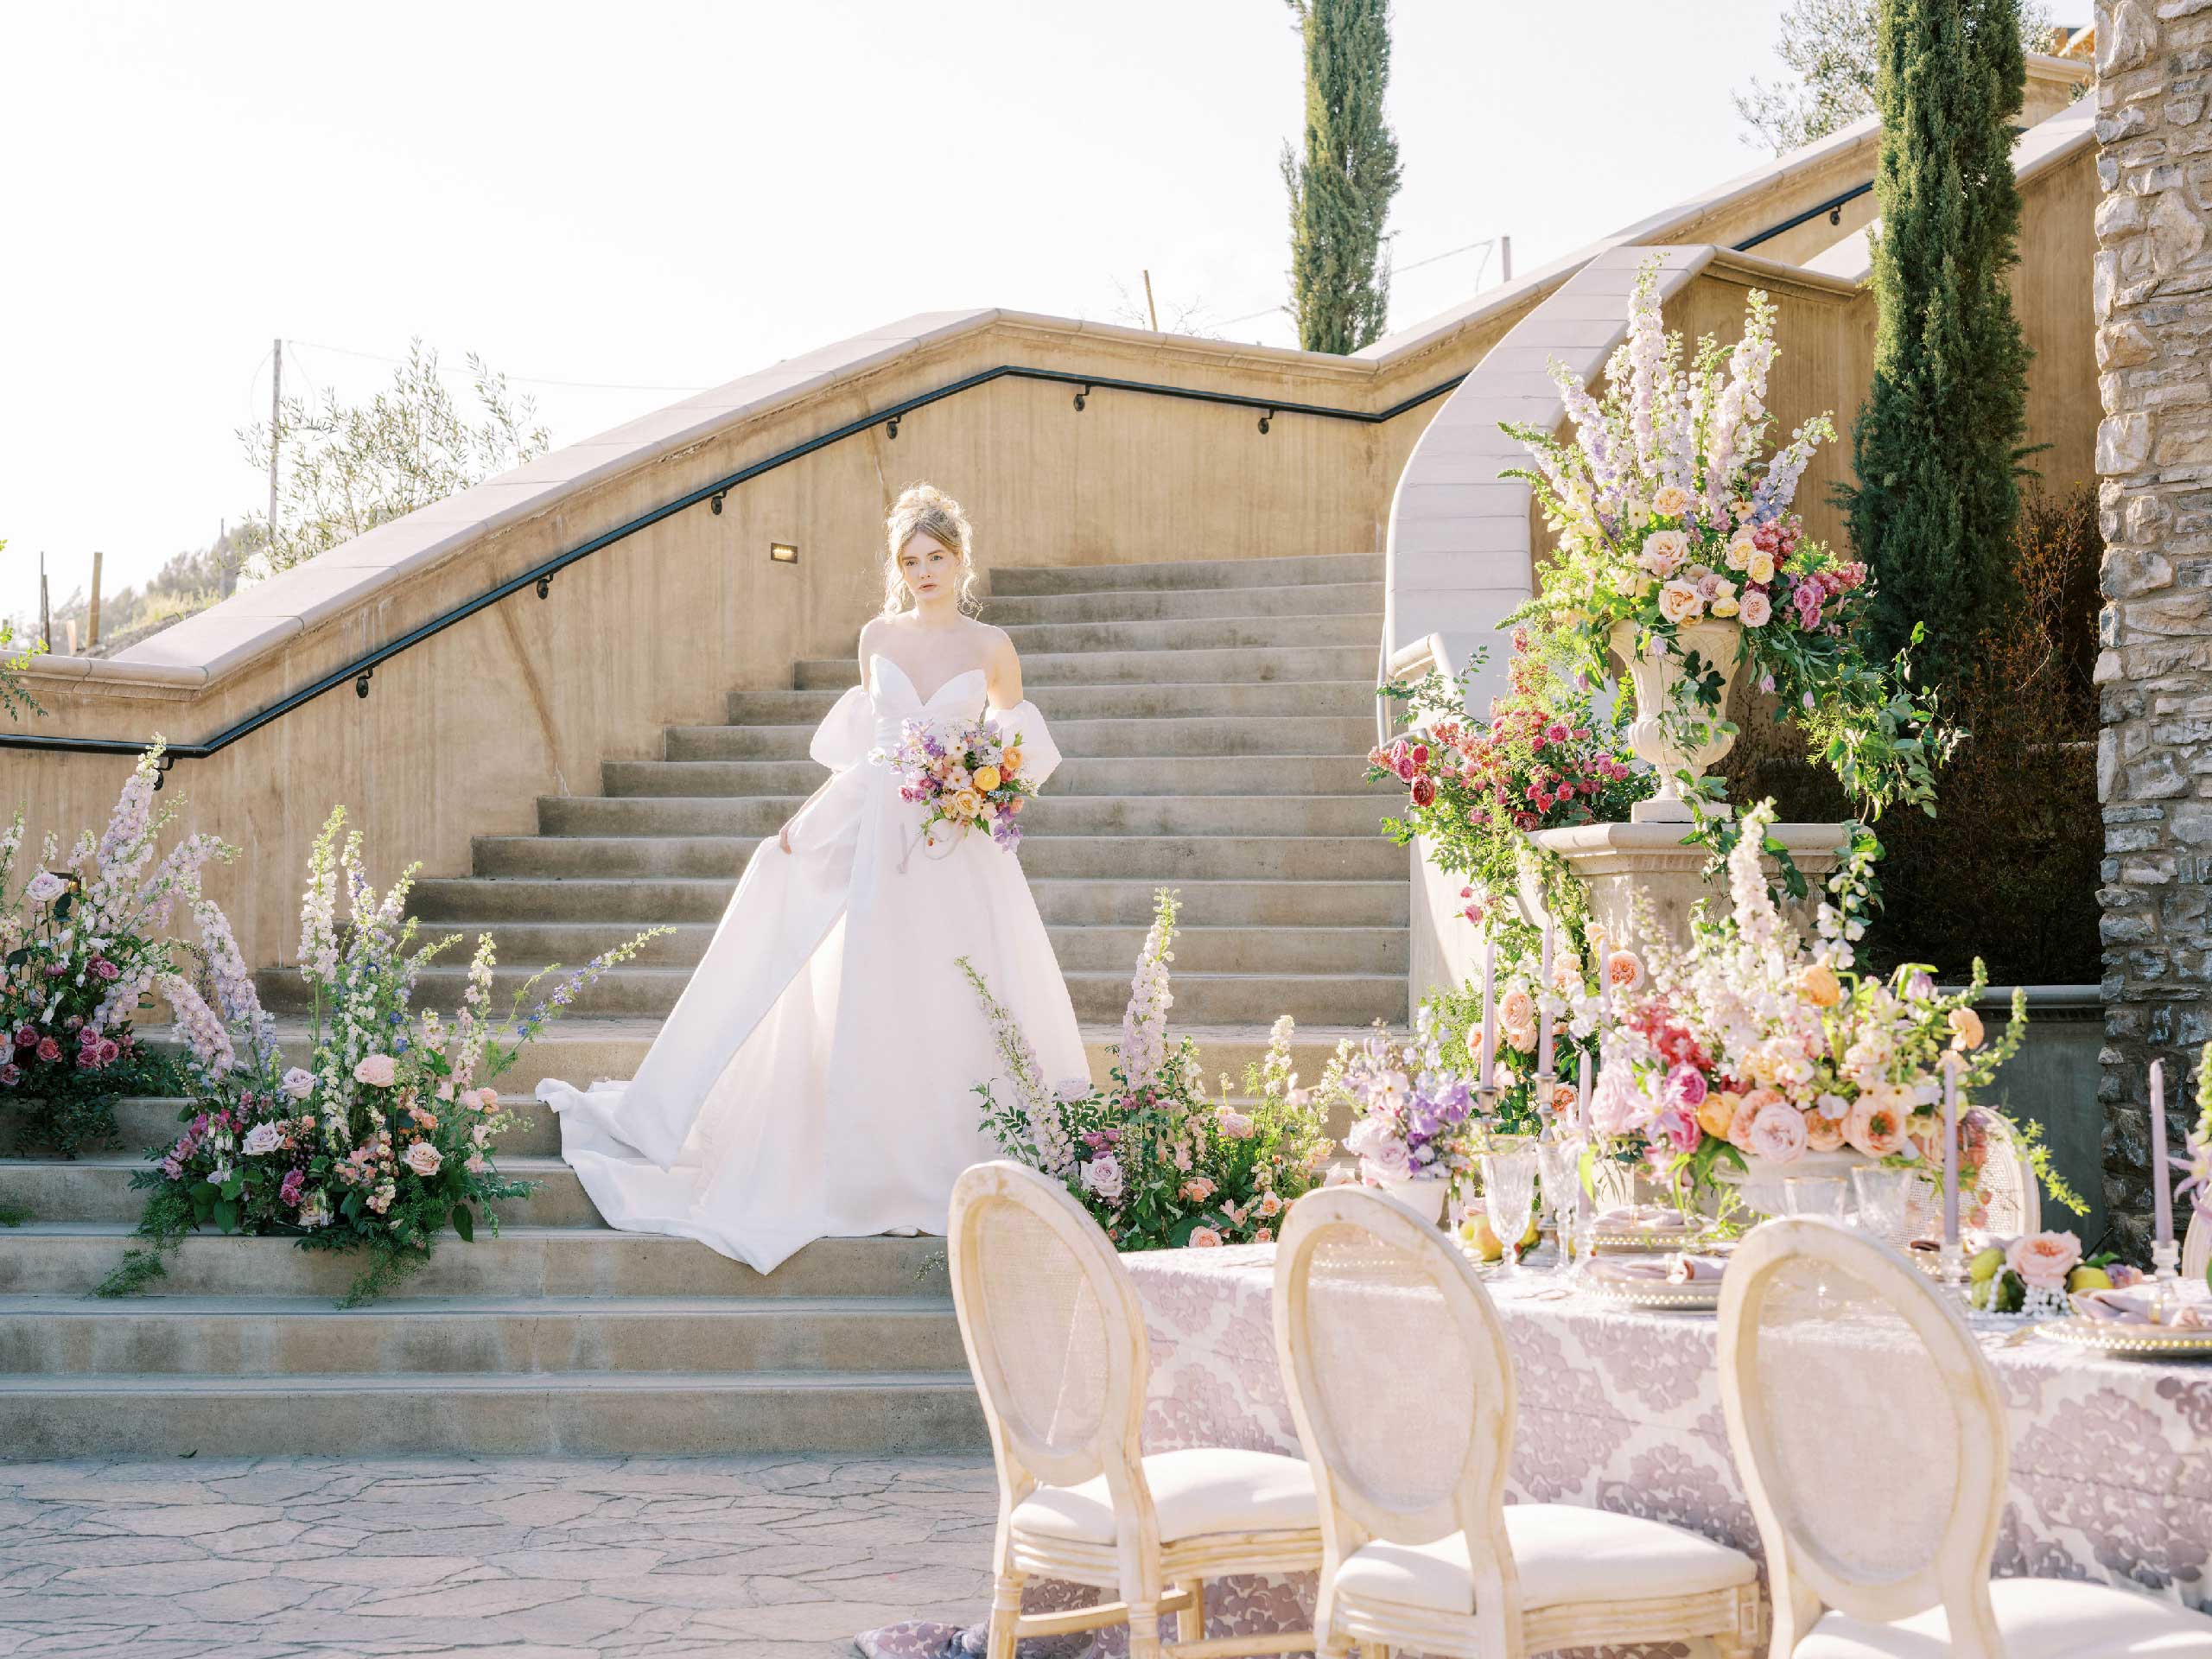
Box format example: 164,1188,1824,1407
861,1243,2212,1658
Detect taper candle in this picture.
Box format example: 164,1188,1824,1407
1942,1057,1960,1250
1479,939,1497,1086
1537,916,1556,1075
2152,1058,2173,1250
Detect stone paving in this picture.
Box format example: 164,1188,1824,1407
0,1452,999,1658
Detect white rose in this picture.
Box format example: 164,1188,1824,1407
281,1067,315,1101
402,1141,442,1178
23,873,65,905
240,1122,283,1157
1639,530,1690,577
1657,580,1705,626
1079,1152,1124,1204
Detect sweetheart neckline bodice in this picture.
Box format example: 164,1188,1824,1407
868,653,988,710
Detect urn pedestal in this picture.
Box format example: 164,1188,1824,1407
1608,617,1746,824
1524,818,1851,957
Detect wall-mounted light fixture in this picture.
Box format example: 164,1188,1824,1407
769,542,799,565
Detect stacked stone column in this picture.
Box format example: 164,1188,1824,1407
2094,0,2212,1251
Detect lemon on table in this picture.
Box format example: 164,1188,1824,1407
1458,1215,1541,1262
2067,1265,2113,1294
1969,1246,2005,1283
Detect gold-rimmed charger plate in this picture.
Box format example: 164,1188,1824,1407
1590,1226,1708,1255
1585,1276,1724,1312
2036,1319,2212,1359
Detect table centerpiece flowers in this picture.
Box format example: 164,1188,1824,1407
1498,252,1943,821
1310,1011,1483,1222
1592,801,2078,1223
966,887,1331,1249
99,805,666,1306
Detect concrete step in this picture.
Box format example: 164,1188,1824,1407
792,643,1375,690
608,752,1377,799
0,1370,986,1459
472,832,1407,881
0,1293,967,1376
411,874,1408,929
976,580,1382,626
536,792,1391,840
0,1225,952,1300
988,551,1383,595
666,714,1377,762
728,679,1377,725
0,1154,599,1228
335,919,1408,981
998,612,1376,657
264,959,1405,1023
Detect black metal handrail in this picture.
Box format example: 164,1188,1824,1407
1733,180,1876,251
2,361,1467,773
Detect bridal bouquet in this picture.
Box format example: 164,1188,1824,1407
963,888,1332,1249
875,717,1035,852
101,806,666,1306
1594,802,2075,1215
0,744,224,1157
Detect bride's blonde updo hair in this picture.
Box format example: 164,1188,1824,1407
881,483,982,616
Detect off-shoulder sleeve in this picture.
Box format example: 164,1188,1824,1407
988,700,1061,791
808,684,874,772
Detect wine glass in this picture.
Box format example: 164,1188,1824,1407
1851,1165,1915,1246
1534,1135,1580,1274
1482,1147,1539,1277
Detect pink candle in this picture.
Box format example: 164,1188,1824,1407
1479,939,1497,1085
1942,1058,1960,1249
1537,917,1556,1075
2152,1059,2173,1249
1577,1049,1593,1226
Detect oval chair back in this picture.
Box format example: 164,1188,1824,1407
1274,1185,1523,1655
1718,1217,2010,1656
948,1161,1151,1512
2184,1204,2209,1281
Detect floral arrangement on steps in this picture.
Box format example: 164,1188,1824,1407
1500,251,1944,821
0,743,221,1159
98,805,666,1306
963,887,1331,1249
1593,800,2080,1223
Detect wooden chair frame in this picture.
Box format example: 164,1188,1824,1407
949,1160,1319,1659
1274,1186,1759,1659
1717,1217,2009,1656
2184,1205,2209,1281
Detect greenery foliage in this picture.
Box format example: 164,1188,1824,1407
1844,0,2035,691
1279,0,1403,353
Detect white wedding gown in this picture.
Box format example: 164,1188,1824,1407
536,655,1089,1273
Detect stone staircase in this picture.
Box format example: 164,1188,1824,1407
0,550,1408,1458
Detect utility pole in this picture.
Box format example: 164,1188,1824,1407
1499,236,1512,283
267,337,283,556
1141,270,1160,333
88,550,103,650
37,552,49,653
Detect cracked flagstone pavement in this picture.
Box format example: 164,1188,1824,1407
0,1452,1000,1658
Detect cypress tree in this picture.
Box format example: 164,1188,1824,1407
1280,0,1403,354
1844,0,2033,686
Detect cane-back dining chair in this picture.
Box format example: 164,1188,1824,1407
2184,1204,2209,1282
1718,1217,2212,1656
1274,1185,1762,1659
948,1161,1323,1659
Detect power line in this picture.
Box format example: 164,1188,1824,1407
1211,233,1510,332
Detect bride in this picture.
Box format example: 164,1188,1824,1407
537,484,1089,1273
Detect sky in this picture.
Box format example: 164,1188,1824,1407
0,0,1801,632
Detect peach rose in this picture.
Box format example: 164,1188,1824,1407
1465,1024,1486,1064
402,1141,442,1178
1731,1088,1782,1153
1739,588,1773,627
1695,1090,1738,1141
353,1053,397,1088
1652,485,1694,517
1001,747,1023,774
1805,1110,1847,1152
1550,1081,1580,1116
1180,1176,1217,1204
1846,1088,1913,1158
1189,1227,1224,1249
950,789,983,821
2005,1230,2082,1290
1256,1191,1282,1217
1605,949,1645,994
1657,579,1705,625
1948,1007,1986,1051
1724,536,1758,571
1797,963,1842,1008
1500,987,1535,1033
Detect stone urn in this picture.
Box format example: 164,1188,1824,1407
1608,617,1747,823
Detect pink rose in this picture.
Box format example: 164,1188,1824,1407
1656,579,1705,626
1640,530,1689,577
1653,1106,1702,1155
353,1053,397,1088
1739,588,1772,627
1188,1227,1224,1249
1216,1109,1254,1140
2005,1230,2082,1290
402,1141,442,1178
1745,1100,1808,1164
1180,1176,1217,1204
35,1038,60,1063
1663,1064,1708,1110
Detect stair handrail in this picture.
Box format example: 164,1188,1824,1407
3,362,1468,774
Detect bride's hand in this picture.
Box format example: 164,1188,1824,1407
778,823,794,855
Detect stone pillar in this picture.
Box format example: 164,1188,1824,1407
2093,0,2212,1254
